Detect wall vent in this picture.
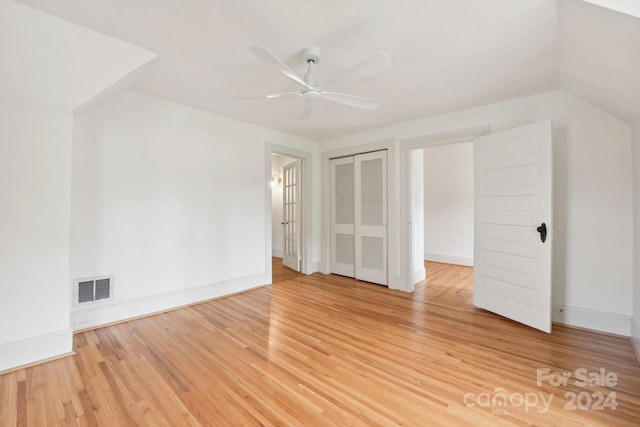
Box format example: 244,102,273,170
73,276,113,307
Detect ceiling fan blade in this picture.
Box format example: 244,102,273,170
299,99,313,120
320,51,392,89
235,91,301,100
249,46,309,88
321,92,382,110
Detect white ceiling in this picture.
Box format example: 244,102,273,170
12,0,640,141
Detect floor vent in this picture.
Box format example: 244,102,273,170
73,276,113,306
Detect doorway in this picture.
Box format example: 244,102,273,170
271,153,301,274
421,141,475,267
409,141,474,287
401,127,486,293
266,143,312,285
409,142,474,301
402,121,553,333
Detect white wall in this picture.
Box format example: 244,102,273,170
271,155,284,257
322,90,633,335
0,0,160,372
632,119,640,354
423,141,474,266
0,110,73,371
70,90,314,330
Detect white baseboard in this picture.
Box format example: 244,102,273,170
552,304,631,336
0,328,73,372
272,248,283,258
424,252,473,267
71,273,265,332
631,317,640,361
413,266,426,283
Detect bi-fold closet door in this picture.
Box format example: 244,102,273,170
330,150,387,286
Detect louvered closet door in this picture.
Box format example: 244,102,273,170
355,151,387,285
331,157,356,277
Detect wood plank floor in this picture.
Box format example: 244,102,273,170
272,257,304,283
2,262,639,426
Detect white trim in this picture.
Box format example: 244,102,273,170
0,328,73,372
309,262,321,273
271,249,283,258
631,316,640,360
552,304,631,336
413,267,426,283
71,273,265,331
424,252,473,267
400,127,489,292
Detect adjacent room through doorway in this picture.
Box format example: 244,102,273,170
422,141,474,267
411,140,474,295
271,153,302,277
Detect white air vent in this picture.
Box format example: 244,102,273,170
73,276,113,307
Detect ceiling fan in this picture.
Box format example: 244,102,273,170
239,46,392,119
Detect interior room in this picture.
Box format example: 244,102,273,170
1,0,640,425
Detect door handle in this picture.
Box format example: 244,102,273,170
536,222,547,243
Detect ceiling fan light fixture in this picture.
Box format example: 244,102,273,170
302,89,322,100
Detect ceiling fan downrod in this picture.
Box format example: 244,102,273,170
301,47,321,87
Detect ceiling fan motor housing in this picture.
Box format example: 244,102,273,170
301,46,321,64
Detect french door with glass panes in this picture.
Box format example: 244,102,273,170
282,160,301,272
330,150,387,285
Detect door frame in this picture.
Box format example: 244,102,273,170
265,143,313,284
399,126,488,292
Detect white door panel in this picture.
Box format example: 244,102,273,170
331,152,388,285
282,160,301,272
331,157,355,277
355,151,387,285
474,120,552,333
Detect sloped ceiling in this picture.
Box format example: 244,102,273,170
11,0,640,140
0,0,155,114
559,0,640,123
580,0,640,18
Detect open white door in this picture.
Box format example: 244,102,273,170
330,157,355,277
473,120,553,333
282,160,301,272
354,151,388,285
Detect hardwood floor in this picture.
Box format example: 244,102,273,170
2,261,639,426
272,256,304,283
